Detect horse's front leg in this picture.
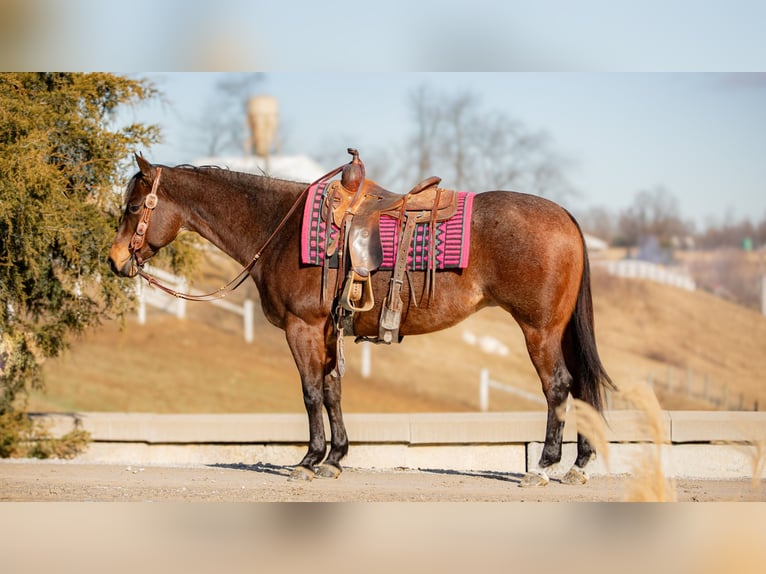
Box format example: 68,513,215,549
284,315,329,481
315,366,348,478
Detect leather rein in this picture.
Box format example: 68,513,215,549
129,162,347,302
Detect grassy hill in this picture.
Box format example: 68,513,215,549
30,252,766,414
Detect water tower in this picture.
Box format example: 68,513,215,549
247,95,279,159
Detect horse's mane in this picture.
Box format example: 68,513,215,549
125,163,306,205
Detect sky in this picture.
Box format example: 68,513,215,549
4,1,765,226
125,73,766,227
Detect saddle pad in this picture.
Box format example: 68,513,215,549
301,180,474,271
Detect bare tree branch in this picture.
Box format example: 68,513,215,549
396,85,578,201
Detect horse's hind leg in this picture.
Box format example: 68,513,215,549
560,329,597,485
519,325,572,488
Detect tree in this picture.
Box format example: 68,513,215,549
383,85,577,202
0,73,161,416
614,186,692,248
577,206,617,243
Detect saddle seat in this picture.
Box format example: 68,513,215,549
324,177,457,280
323,177,455,228
324,149,456,345
361,178,457,222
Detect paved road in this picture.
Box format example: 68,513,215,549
1,460,762,501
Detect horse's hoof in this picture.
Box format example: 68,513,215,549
288,466,315,482
561,467,589,485
519,470,550,488
316,463,342,479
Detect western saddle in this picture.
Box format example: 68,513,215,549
325,149,458,346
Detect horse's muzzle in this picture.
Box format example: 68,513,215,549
108,244,138,278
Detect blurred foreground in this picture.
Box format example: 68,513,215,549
1,464,764,574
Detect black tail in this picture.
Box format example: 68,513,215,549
565,224,615,413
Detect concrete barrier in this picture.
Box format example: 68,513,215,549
34,411,766,479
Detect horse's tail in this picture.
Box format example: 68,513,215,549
565,219,615,413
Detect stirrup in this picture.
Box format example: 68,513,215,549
340,270,375,313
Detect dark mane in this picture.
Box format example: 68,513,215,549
122,172,140,206
125,163,308,206
170,163,308,197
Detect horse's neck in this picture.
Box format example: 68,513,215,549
176,170,302,266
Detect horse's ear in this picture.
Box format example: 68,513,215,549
134,153,155,180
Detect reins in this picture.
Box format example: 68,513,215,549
131,161,348,301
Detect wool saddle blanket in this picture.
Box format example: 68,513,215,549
301,180,475,271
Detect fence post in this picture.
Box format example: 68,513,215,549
243,299,254,343
761,273,766,317
360,342,371,379
176,278,187,319
667,367,673,392
686,367,693,395
479,368,490,412
136,277,146,325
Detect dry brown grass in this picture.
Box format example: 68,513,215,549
615,380,677,501
574,380,679,502
570,398,610,470
30,250,766,415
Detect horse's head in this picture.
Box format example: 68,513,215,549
108,155,184,277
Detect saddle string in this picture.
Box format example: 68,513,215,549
133,161,349,302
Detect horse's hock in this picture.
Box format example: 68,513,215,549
36,411,766,480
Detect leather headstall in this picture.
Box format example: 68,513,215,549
129,167,162,264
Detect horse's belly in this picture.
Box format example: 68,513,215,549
352,276,486,338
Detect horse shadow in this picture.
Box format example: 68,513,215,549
417,468,526,484
211,462,293,478
211,462,526,484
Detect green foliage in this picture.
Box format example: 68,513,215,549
0,73,161,420
0,410,90,459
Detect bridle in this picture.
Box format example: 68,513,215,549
128,161,348,302
129,167,162,265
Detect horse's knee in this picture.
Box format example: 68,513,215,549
323,384,341,406
302,384,323,410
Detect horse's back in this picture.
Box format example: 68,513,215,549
470,190,583,262
468,191,585,321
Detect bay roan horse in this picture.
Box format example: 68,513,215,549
109,154,613,487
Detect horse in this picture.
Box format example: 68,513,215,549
108,154,613,487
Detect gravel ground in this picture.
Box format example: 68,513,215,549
1,459,762,502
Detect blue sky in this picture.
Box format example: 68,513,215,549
5,2,765,226
127,73,766,227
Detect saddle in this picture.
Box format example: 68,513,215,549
325,149,458,345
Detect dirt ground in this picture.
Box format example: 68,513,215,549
1,459,762,502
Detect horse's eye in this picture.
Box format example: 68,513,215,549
128,204,141,215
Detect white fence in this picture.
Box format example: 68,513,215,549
646,368,759,411
478,368,546,411
135,265,255,343
599,259,696,291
